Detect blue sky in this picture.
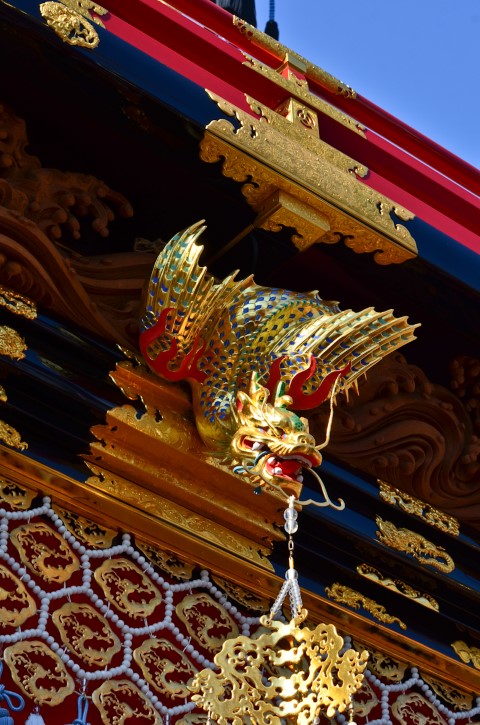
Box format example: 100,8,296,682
256,0,479,170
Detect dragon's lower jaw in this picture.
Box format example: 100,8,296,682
235,437,321,494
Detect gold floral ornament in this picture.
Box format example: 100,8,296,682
189,498,368,724
40,0,108,49
140,222,418,501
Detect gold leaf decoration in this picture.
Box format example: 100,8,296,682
0,478,36,509
451,640,480,670
189,611,369,721
176,592,239,653
355,643,408,682
212,575,271,613
356,563,439,611
10,521,80,582
134,638,198,698
421,672,473,711
391,692,445,724
378,480,460,536
92,679,162,724
0,563,37,627
137,543,194,581
4,640,75,705
0,420,28,450
94,558,163,619
53,506,116,548
375,516,455,573
52,602,122,666
325,583,407,630
0,285,37,319
0,326,27,359
40,0,106,48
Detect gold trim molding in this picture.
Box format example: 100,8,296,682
201,92,417,264
232,17,356,99
243,55,365,137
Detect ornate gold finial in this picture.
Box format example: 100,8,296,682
189,498,369,724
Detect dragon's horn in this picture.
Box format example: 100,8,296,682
265,355,350,411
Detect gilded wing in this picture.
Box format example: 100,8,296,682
140,221,250,382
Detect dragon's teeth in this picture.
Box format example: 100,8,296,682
297,475,304,483
274,467,283,475
252,442,262,450
267,456,276,464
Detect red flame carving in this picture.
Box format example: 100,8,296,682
266,355,351,411
140,308,207,383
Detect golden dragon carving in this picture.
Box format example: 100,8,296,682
140,222,418,500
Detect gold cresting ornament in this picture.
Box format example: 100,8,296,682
189,498,369,724
140,222,418,502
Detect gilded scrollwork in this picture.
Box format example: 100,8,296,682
176,593,239,653
52,602,122,666
378,480,460,536
134,638,198,698
137,543,194,581
355,644,408,682
421,673,473,711
212,575,271,613
94,558,163,619
375,516,455,573
325,583,407,630
53,506,116,548
4,640,75,705
10,522,80,582
0,419,28,450
0,285,37,319
40,0,107,49
356,563,439,611
0,563,37,627
0,478,36,509
451,640,480,670
0,325,27,359
92,679,162,724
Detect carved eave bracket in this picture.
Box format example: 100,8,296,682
200,92,418,265
85,359,285,580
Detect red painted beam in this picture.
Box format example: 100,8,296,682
100,0,480,252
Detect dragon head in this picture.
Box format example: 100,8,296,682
230,374,322,496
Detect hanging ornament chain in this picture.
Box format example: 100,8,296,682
268,496,303,621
